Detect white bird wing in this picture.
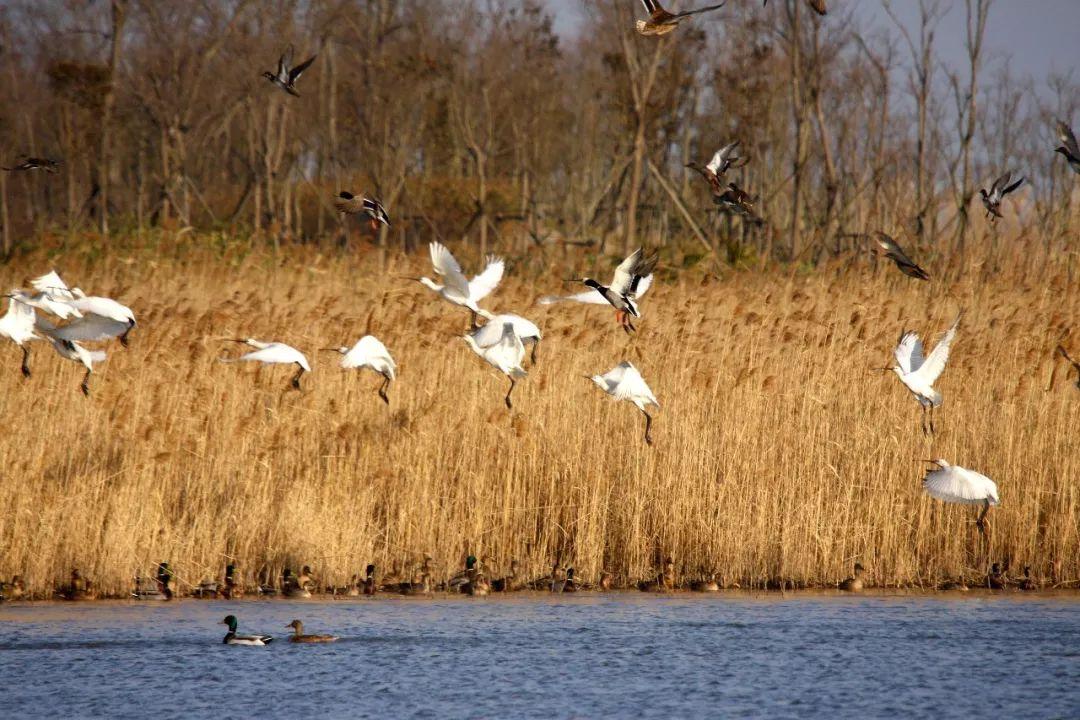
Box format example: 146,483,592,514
235,344,308,370
705,149,724,175
47,314,128,342
538,289,610,306
70,296,135,324
468,256,505,302
343,335,395,376
610,248,643,296
429,242,471,299
894,331,924,375
911,314,960,386
612,363,659,407
2,296,38,340
630,273,653,299
31,270,75,301
923,465,996,505
472,315,540,347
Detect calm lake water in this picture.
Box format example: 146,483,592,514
1,593,1078,718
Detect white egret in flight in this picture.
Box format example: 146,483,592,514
922,460,1000,535
590,361,660,445
323,335,396,404
462,322,527,409
31,271,137,346
542,248,657,333
468,313,542,365
1,294,39,378
889,312,961,435
408,242,504,326
222,339,311,390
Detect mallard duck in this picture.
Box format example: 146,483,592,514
573,248,658,334
222,564,244,599
222,615,273,646
988,563,1010,590
1056,120,1080,175
464,572,490,597
690,574,720,592
637,574,664,592
661,558,677,591
716,182,764,224
979,171,1024,222
286,619,338,643
491,559,521,592
872,232,929,281
156,562,176,600
363,564,377,596
840,563,865,592
2,157,60,173
599,571,613,591
60,568,95,601
563,568,578,593
7,575,25,600
938,579,969,592
686,141,744,194
1016,566,1038,591
282,567,312,599
636,0,727,36
263,45,316,97
133,573,168,600
334,192,391,234
549,564,568,593
399,571,432,596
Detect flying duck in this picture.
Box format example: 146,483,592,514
978,171,1024,222
716,182,763,224
573,248,659,334
872,232,929,280
334,191,391,234
686,141,744,195
636,0,727,36
1055,120,1080,175
2,157,61,173
263,45,317,97
222,615,273,646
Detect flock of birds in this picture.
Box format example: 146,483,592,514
3,0,1080,602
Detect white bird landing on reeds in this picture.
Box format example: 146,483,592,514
407,242,504,326
469,313,542,365
221,339,311,390
922,459,1000,535
590,361,660,446
889,312,962,435
1,293,39,378
31,270,137,346
463,321,527,409
35,316,107,396
541,248,657,333
322,335,396,405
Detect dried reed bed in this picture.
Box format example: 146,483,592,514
0,240,1077,596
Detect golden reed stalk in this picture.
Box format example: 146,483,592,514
0,239,1076,595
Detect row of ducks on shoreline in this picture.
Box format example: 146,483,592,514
0,558,1049,602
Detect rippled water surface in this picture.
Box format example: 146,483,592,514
1,593,1078,718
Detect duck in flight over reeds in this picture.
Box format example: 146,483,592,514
2,157,60,173
636,0,727,37
334,191,390,234
686,141,744,195
1056,344,1080,390
590,361,660,446
979,171,1024,223
1055,120,1080,175
716,182,763,224
263,45,317,97
555,248,658,334
922,460,999,535
888,312,962,436
763,0,827,16
872,233,929,281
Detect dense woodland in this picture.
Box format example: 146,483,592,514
0,0,1076,267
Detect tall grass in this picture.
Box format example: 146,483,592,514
0,237,1077,596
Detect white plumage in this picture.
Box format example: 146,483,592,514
1,294,40,378
463,322,527,409
30,270,137,345
539,275,654,309
417,242,504,322
35,316,107,395
469,313,542,364
222,339,311,390
326,335,396,404
922,459,1000,533
590,361,660,445
891,312,961,434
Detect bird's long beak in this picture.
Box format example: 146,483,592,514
397,275,420,282
870,366,891,373
227,338,247,344
318,348,339,353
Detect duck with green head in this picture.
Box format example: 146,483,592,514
222,615,273,646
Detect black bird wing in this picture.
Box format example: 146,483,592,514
807,0,827,15
289,54,317,83
363,198,390,225
671,2,727,19
278,45,293,78
628,252,659,296
1057,120,1080,157
991,171,1013,197
640,0,661,14
1001,176,1025,196
875,232,929,280
1058,345,1080,371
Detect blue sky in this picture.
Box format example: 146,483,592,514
549,0,1080,91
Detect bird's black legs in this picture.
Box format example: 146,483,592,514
470,310,479,331
505,377,516,410
976,499,990,536
378,376,390,405
642,409,654,446
290,367,304,391
20,346,31,379
120,320,134,348
80,370,91,397
920,406,928,436
530,340,539,365
929,405,936,435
